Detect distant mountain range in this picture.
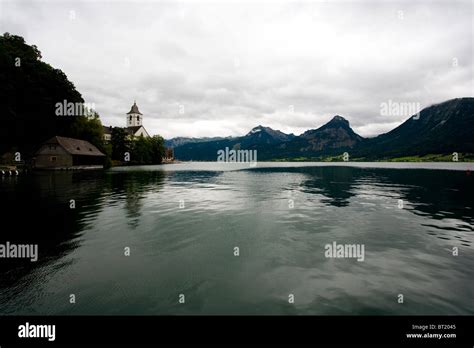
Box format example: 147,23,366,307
352,97,474,159
168,97,474,161
164,136,232,148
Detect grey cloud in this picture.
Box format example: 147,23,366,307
0,0,472,139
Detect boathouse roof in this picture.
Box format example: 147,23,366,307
40,136,105,157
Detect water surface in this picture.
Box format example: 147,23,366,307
0,162,473,315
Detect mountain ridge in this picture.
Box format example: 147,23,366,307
171,97,474,161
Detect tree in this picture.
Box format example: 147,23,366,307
124,135,165,165
69,112,106,152
130,136,152,164
0,33,84,154
149,135,166,164
111,127,129,161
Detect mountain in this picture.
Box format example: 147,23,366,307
165,136,232,148
276,115,363,158
241,125,295,147
173,126,295,160
301,116,362,146
172,119,360,160
171,97,474,161
353,97,474,159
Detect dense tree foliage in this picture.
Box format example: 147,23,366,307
111,127,129,161
0,33,167,166
0,32,105,156
110,127,165,164
149,135,166,164
69,112,107,153
129,135,165,165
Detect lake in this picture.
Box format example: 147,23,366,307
0,162,473,315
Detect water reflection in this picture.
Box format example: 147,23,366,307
0,164,473,315
106,172,166,228
250,166,474,227
299,166,357,207
0,171,105,290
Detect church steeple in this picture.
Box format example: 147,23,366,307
126,101,142,127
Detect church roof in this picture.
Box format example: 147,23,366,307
127,101,142,115
125,126,150,138
125,126,143,135
40,136,105,156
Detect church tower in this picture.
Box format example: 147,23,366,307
126,101,143,127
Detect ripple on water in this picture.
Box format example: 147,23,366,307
0,164,473,314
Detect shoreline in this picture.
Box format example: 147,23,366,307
108,161,474,172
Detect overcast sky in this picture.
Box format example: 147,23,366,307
1,0,472,139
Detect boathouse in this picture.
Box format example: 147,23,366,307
34,136,105,169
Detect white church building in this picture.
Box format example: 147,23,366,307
103,101,150,142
